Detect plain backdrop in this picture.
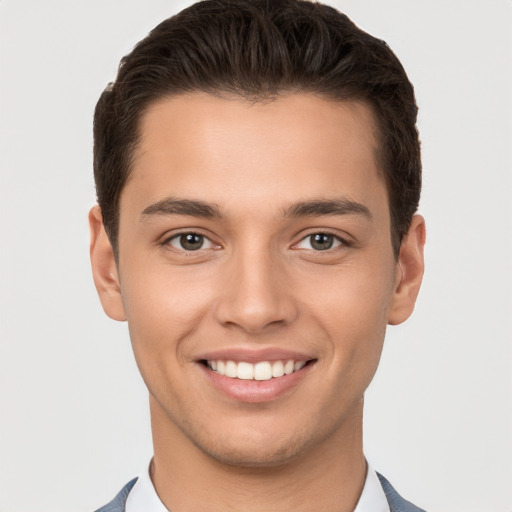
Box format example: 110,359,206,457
1,1,511,511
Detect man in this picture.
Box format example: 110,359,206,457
89,0,426,510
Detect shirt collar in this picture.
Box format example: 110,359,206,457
354,462,390,512
125,460,168,512
126,458,390,512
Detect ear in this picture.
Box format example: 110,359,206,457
388,214,426,325
89,205,126,321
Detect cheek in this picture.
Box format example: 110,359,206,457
307,254,395,327
120,264,214,363
120,269,215,408
307,258,395,377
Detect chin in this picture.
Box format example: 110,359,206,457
198,437,309,469
186,417,328,469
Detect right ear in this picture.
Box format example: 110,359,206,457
89,205,126,321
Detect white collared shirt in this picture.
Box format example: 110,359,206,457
126,459,390,512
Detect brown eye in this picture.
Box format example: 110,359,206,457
310,233,334,250
168,233,213,251
296,233,344,251
180,233,204,250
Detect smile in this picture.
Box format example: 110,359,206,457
206,359,308,381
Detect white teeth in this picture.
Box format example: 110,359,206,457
225,360,237,378
284,360,294,375
294,361,306,371
272,360,284,377
237,361,254,380
254,361,272,381
206,358,309,380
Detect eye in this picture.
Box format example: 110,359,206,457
166,232,215,251
296,232,344,251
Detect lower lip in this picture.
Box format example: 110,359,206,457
199,363,314,403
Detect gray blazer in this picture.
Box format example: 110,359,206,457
94,473,426,512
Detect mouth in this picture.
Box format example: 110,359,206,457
200,358,316,381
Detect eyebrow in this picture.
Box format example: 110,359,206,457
140,198,223,219
140,196,371,221
284,198,372,219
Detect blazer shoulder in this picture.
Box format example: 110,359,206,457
94,477,138,512
377,473,427,512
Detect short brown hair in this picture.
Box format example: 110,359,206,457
94,0,421,257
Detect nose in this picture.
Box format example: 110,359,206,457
214,246,298,334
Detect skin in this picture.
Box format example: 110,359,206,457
90,93,425,512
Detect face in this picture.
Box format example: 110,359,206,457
90,93,424,467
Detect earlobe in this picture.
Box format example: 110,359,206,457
89,205,127,321
388,214,426,326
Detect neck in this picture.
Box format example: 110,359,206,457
149,397,366,512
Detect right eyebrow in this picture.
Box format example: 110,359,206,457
140,197,223,219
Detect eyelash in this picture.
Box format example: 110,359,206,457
161,230,350,253
162,231,217,252
294,231,350,252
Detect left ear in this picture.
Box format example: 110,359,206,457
388,214,426,325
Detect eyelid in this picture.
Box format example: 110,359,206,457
161,229,221,251
158,228,351,253
169,234,214,250
292,230,351,250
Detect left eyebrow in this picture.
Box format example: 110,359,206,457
283,198,372,219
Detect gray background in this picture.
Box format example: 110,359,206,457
1,1,511,511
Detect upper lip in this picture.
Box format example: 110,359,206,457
196,347,316,364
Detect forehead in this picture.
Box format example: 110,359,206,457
124,92,387,218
